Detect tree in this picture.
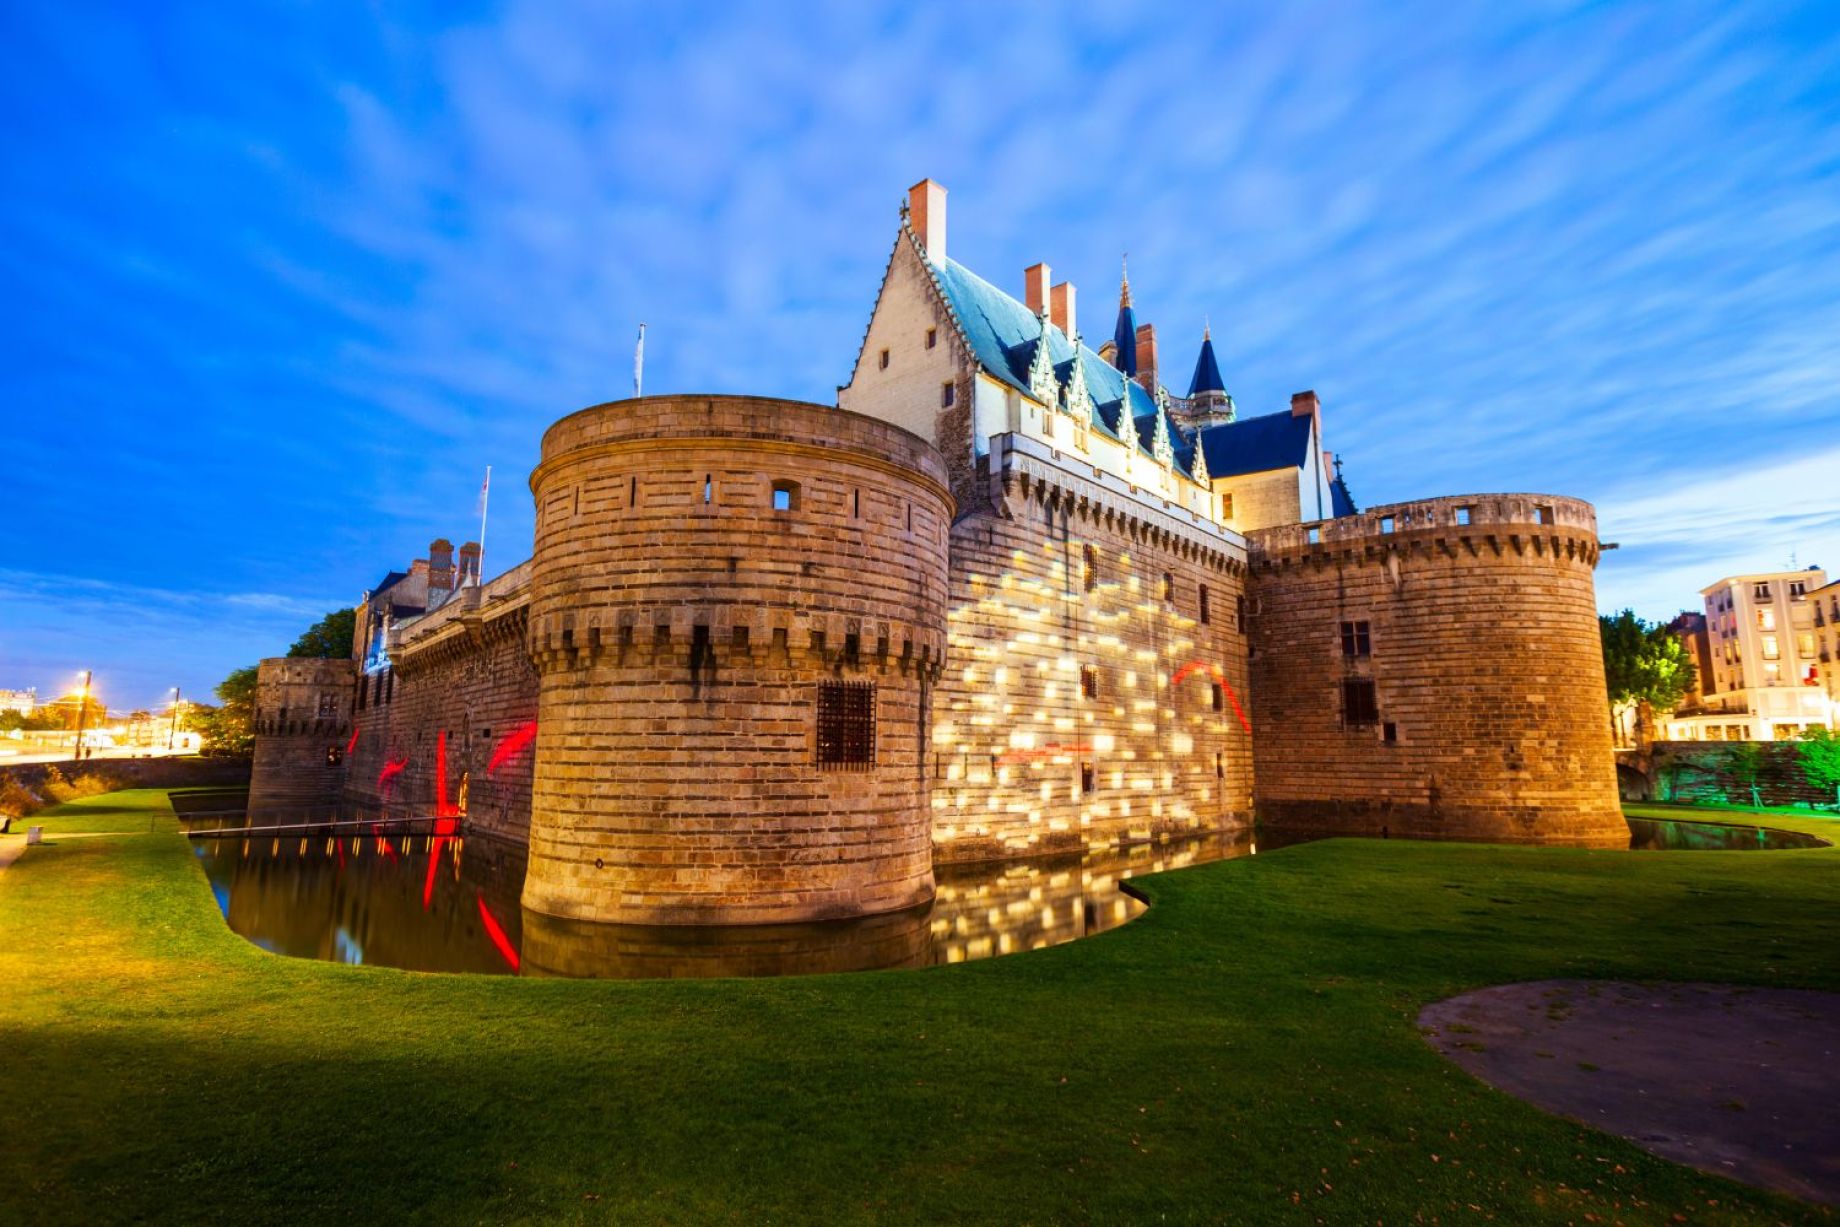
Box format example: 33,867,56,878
194,665,258,757
1723,741,1765,810
1600,610,1698,714
287,607,357,660
1799,726,1840,806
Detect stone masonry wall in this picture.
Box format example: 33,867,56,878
522,394,953,925
932,441,1253,863
1247,494,1625,846
344,565,539,843
248,656,357,814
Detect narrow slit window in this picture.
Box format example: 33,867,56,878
1236,594,1246,633
879,348,890,370
1081,665,1099,700
1162,572,1174,602
1199,584,1210,624
1083,544,1097,593
925,327,937,349
1211,683,1224,713
941,381,955,408
703,474,713,504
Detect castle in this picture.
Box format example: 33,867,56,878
250,180,1623,929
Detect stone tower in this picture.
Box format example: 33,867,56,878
1246,494,1625,846
247,656,357,814
522,394,953,926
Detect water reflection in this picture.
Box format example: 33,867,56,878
186,823,1261,979
1626,817,1828,851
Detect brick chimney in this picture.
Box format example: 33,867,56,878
428,538,455,592
458,541,482,585
1049,281,1077,337
1024,263,1051,315
1133,323,1158,392
1291,390,1321,431
908,179,946,263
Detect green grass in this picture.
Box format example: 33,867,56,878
3,791,1837,1224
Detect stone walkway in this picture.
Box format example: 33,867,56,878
0,835,22,872
1421,979,1840,1207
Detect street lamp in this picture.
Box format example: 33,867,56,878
168,686,183,752
73,669,93,760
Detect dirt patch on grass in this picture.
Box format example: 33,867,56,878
1421,979,1840,1207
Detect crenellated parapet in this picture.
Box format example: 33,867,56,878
248,656,358,814
1249,494,1602,572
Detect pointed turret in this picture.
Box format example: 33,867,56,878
1110,257,1137,377
1063,334,1093,421
1188,323,1225,397
1027,309,1059,405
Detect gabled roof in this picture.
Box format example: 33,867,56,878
1329,474,1358,517
372,570,409,595
1198,410,1315,479
1188,330,1225,396
928,254,1200,478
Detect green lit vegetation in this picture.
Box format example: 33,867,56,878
3,791,1837,1222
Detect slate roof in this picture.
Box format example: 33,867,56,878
1329,474,1358,518
1188,332,1225,396
927,254,1198,477
1197,410,1316,479
372,570,409,595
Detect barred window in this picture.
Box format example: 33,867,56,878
317,694,338,719
1342,678,1379,729
817,681,876,768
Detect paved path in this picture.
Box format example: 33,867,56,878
1421,979,1840,1207
0,834,24,872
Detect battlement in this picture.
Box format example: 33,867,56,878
1249,493,1600,566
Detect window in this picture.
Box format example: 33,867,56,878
1341,678,1379,729
852,489,860,518
1221,493,1234,520
1455,506,1472,527
1306,526,1321,545
925,327,937,349
1757,608,1776,631
325,746,343,766
1211,683,1224,712
1754,582,1772,601
1080,665,1099,700
1215,752,1224,779
703,475,713,504
1199,584,1210,624
1083,544,1097,593
317,694,338,719
878,348,890,370
1797,632,1816,658
1162,572,1173,602
1790,580,1807,600
1340,620,1371,658
1380,515,1395,535
941,381,955,408
1382,721,1398,744
1236,594,1246,633
816,681,876,768
1080,762,1096,795
771,480,799,512
1534,504,1554,526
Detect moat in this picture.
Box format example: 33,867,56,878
183,815,1824,979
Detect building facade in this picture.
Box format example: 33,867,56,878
1665,568,1835,740
252,179,1627,928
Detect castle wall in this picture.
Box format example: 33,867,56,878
1246,494,1624,846
344,565,539,842
248,657,357,814
932,435,1253,863
522,394,953,926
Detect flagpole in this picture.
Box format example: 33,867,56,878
477,466,490,586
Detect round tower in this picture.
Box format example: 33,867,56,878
1247,494,1625,847
523,394,952,926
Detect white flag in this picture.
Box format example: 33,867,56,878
634,322,647,398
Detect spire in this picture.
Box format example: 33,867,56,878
1151,389,1176,468
1191,427,1210,486
1111,255,1138,377
1188,324,1226,396
1063,334,1093,421
1027,309,1059,404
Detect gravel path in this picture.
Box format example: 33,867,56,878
1421,979,1840,1207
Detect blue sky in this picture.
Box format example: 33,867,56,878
3,1,1838,713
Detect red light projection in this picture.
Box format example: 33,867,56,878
997,742,1094,764
434,731,462,817
486,721,537,776
377,758,408,796
476,894,520,972
1172,661,1252,734
346,724,361,755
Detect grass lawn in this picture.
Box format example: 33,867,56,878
3,791,1837,1224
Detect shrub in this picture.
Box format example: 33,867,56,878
0,773,44,819
39,767,119,805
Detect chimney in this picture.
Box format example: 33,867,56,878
1291,390,1321,430
1024,263,1051,315
907,179,946,263
1133,323,1158,391
428,538,455,591
458,541,482,584
1049,281,1077,337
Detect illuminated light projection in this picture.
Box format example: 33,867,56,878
486,720,538,775
476,894,520,971
345,724,361,755
376,758,408,795
1171,661,1252,734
